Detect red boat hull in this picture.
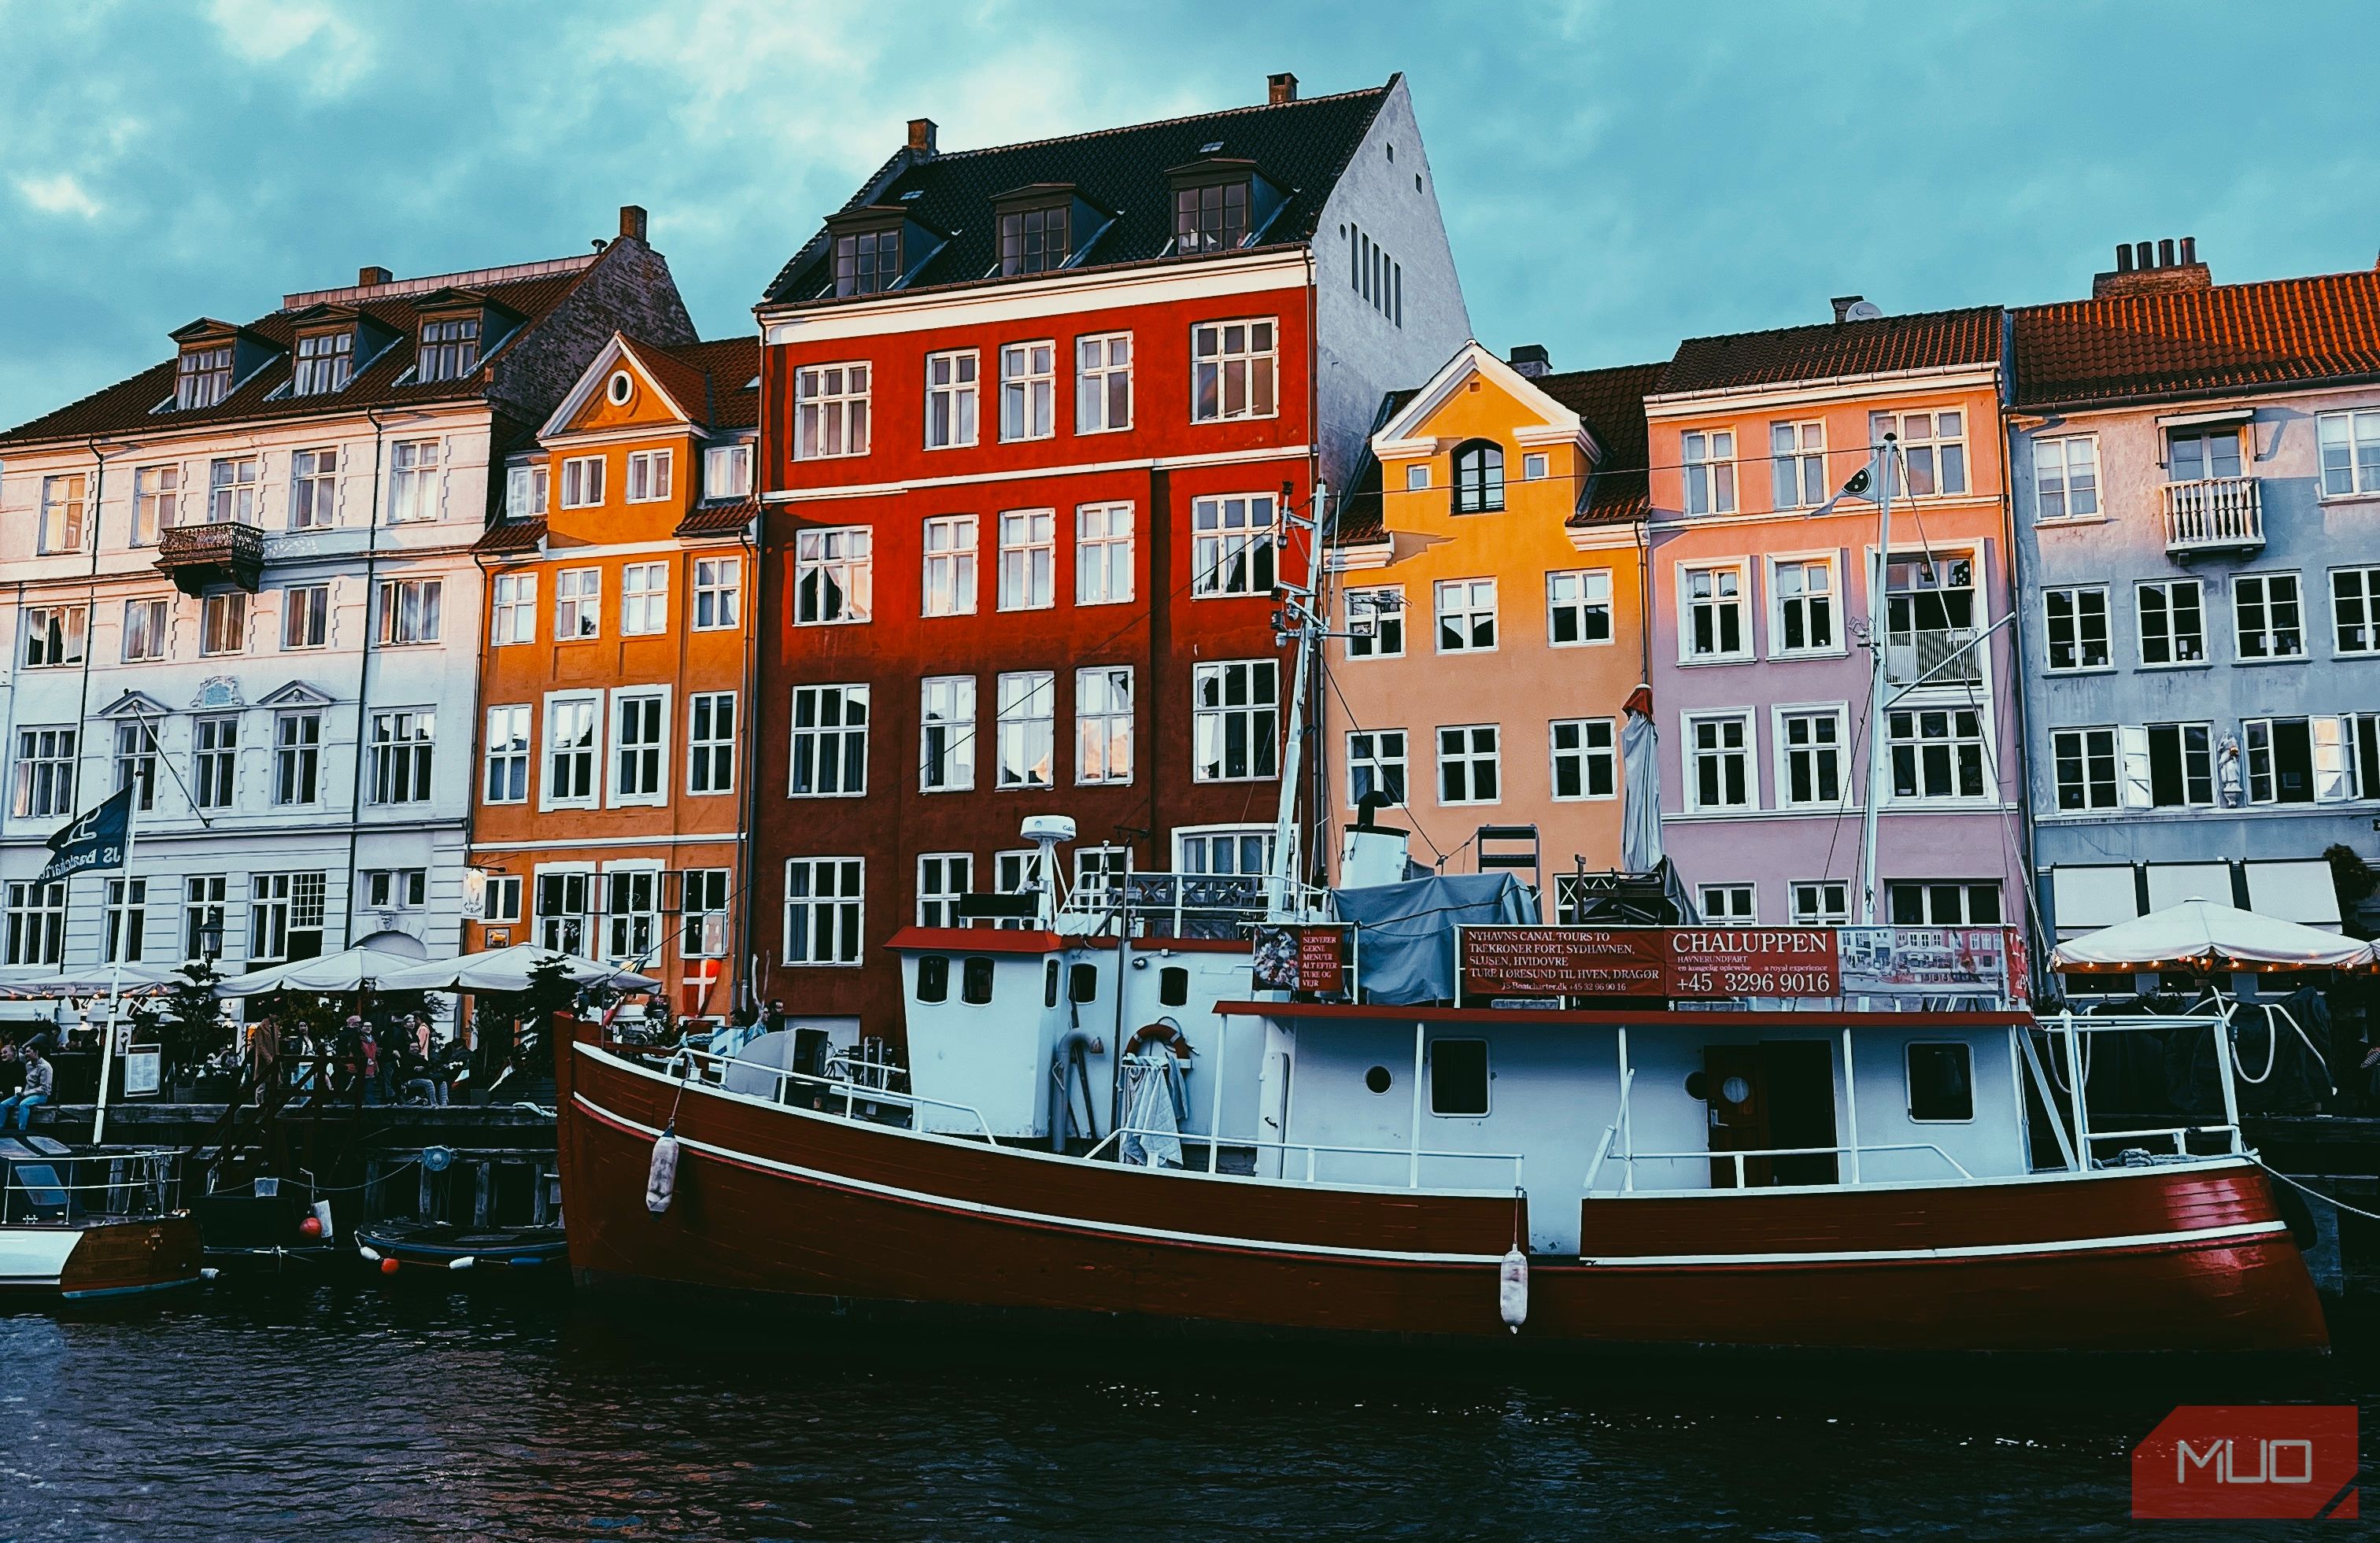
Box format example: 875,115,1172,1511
556,1034,2327,1353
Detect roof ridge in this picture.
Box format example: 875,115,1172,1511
1680,302,2001,350
921,79,1393,164
2017,266,2380,317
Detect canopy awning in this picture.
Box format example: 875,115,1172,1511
371,944,660,995
213,943,431,998
2048,899,2375,973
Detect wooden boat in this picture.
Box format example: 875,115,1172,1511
355,1218,569,1274
0,1138,203,1302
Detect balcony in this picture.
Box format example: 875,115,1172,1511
155,520,263,594
2160,476,2263,558
1884,627,1983,687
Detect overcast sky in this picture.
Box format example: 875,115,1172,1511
5,0,2375,429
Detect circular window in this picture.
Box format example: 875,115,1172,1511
1364,1065,1392,1094
607,371,634,405
1720,1075,1752,1106
1684,1071,1711,1102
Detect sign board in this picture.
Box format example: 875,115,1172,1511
122,1046,162,1098
1837,926,2012,998
1457,925,2020,1004
1252,925,1349,994
1664,928,1839,998
1459,928,1668,997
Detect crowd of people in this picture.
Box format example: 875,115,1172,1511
250,1010,471,1106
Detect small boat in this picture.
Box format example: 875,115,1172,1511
355,1218,569,1274
0,1137,203,1302
192,1186,345,1274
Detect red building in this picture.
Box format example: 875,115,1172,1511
752,73,1471,1044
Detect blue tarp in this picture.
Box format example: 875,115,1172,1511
1333,873,1537,1006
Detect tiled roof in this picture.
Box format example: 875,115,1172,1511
674,498,756,537
1543,362,1665,526
0,264,599,448
761,81,1394,307
1327,388,1416,547
474,517,545,555
654,336,760,430
2012,268,2380,409
1657,306,2001,397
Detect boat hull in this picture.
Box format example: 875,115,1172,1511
0,1215,204,1301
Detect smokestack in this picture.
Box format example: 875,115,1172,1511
1268,72,1299,105
2094,235,2213,299
617,205,648,243
907,118,938,157
1508,343,1550,378
2113,243,2134,273
357,265,393,288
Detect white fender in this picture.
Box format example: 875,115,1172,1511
645,1130,682,1215
1499,1246,1528,1333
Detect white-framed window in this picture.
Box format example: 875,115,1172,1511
1546,569,1612,648
1175,826,1273,880
1435,578,1497,653
368,709,434,805
206,458,258,526
2244,715,2367,806
1075,666,1133,784
1347,729,1408,806
1790,880,1850,926
794,526,872,623
997,509,1055,611
2319,408,2380,497
2330,566,2380,655
2137,579,2205,666
602,867,661,965
702,443,751,501
200,591,247,656
36,473,86,553
1191,318,1277,423
535,869,592,955
1346,585,1404,659
918,515,978,617
131,465,178,545
375,577,442,645
924,349,979,449
124,598,168,663
1076,332,1132,434
1405,463,1431,492
1771,421,1826,509
556,567,601,639
1436,723,1501,805
993,849,1043,930
784,857,864,965
1885,881,2002,927
280,583,328,651
1192,660,1278,782
182,873,229,961
492,573,537,645
1521,452,1549,482
104,877,148,965
999,341,1055,441
194,714,242,807
1887,707,1989,801
2145,722,2216,808
920,676,975,792
4,880,68,967
22,604,87,668
248,871,326,965
482,875,523,926
789,684,868,797
416,316,480,382
625,449,672,504
1075,504,1133,605
1680,563,1748,661
292,327,353,397
2052,726,2119,811
619,562,667,636
1872,408,1968,496
681,868,730,958
2034,436,2100,520
1192,493,1277,597
693,557,741,630
687,692,735,796
113,721,158,812
2043,585,2110,673
386,441,438,522
544,695,601,807
175,344,232,410
995,671,1055,790
1682,430,1735,515
916,853,972,928
1883,552,1981,681
1698,884,1757,924
794,363,870,459
9,728,77,820
272,710,320,807
507,463,549,519
560,455,604,510
1776,706,1847,808
483,704,530,804
610,690,667,805
291,446,338,529
1769,556,1836,655
2234,572,2304,661
1685,711,1754,811
1550,718,1616,802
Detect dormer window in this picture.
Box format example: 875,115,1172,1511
292,330,353,395
1176,180,1248,253
1452,441,1505,514
1000,205,1070,275
176,345,234,409
834,227,902,297
704,443,752,500
417,316,480,382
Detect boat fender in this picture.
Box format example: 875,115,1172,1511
646,1126,682,1215
448,1255,476,1272
1499,1246,1529,1334
357,1245,383,1264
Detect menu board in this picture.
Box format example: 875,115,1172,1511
1252,925,1351,994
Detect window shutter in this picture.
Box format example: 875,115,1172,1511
2312,715,2352,803
2119,726,2153,808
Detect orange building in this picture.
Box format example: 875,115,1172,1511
467,333,760,1025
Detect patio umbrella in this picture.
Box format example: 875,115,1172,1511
372,943,660,995
1619,685,1664,875
213,943,432,998
2049,899,2376,973
0,964,186,999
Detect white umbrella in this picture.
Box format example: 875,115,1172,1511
373,943,660,995
0,964,186,999
214,943,432,998
2049,899,2376,973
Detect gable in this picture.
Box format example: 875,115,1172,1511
1373,341,1590,460
543,335,700,440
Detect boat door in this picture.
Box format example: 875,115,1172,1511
1700,1043,1839,1187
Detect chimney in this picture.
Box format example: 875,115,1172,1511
618,205,648,243
1831,294,1863,323
1268,72,1299,105
907,117,938,157
357,265,393,288
1508,343,1550,378
2092,235,2212,299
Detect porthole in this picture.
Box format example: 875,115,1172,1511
1364,1065,1392,1094
607,370,634,405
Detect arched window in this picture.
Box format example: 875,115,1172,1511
1452,440,1505,513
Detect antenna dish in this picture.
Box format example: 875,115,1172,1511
1844,300,1883,322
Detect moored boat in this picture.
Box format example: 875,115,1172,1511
0,1139,203,1302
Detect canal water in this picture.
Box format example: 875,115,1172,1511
5,1283,2376,1540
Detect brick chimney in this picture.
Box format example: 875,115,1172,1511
1268,72,1299,105
1508,343,1550,378
618,205,648,243
357,265,394,288
2092,235,2210,298
907,117,938,158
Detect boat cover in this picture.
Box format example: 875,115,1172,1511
1332,873,1537,1005
2048,899,2376,972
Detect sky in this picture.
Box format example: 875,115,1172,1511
4,0,2377,430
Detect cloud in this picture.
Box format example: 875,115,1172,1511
202,0,373,94
16,174,102,219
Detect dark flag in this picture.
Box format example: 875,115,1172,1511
35,785,133,884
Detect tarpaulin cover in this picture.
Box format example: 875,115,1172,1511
2048,899,2374,972
1332,873,1537,1006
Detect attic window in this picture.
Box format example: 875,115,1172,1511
418,316,480,383
834,227,903,297
176,345,234,410
899,190,924,202
1176,179,1249,254
1199,141,1225,154
607,370,634,406
1000,204,1070,275
292,330,353,396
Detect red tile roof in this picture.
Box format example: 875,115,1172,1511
1543,362,1665,526
2012,268,2380,409
654,336,760,430
473,517,545,555
674,498,756,537
1658,307,2001,397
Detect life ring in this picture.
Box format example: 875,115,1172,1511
1126,1020,1193,1059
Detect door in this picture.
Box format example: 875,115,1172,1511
1700,1046,1765,1187
1699,1042,1839,1187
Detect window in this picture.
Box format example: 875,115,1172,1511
249,872,326,965
784,858,864,965
556,569,601,639
1686,713,1753,811
508,463,549,519
9,729,76,819
2332,567,2380,655
175,344,233,409
1681,563,1747,660
1772,421,1826,508
272,711,320,806
1075,504,1133,605
2146,722,2215,808
612,692,667,803
131,465,178,544
290,447,338,529
903,515,977,618
2137,579,2205,666
1347,224,1403,326
1076,333,1131,433
2168,425,2242,486
1885,882,2001,926
193,716,238,810
1191,319,1277,422
368,710,434,805
1347,585,1404,658
2043,586,2109,672
1768,558,1835,655
995,671,1055,789
491,574,537,645
1888,707,1988,801
294,330,353,395
687,692,736,796
833,228,901,296
2243,717,2360,806
2052,726,2119,810
1347,729,1408,806
994,850,1043,930
1682,430,1735,515
1546,570,1612,648
1451,440,1505,513
1157,965,1188,1006
619,563,667,635
1177,180,1250,253
31,473,83,555
1436,724,1501,805
682,869,730,958
999,341,1055,441
795,363,870,459
206,458,258,525
1191,493,1277,596
183,875,228,961
1872,409,1968,496
1435,578,1497,653
200,592,246,655
1790,880,1850,926
1906,1043,1975,1122
364,868,427,912
997,509,1055,611
22,605,87,668
1192,661,1277,782
483,704,530,803
789,684,868,797
1177,828,1273,880
113,722,157,811
2234,573,2304,660
1075,666,1133,784
1000,203,1070,275
2318,409,2380,497
375,578,442,645
693,558,740,630
913,349,981,452
4,882,66,967
1550,718,1616,801
416,316,479,382
124,599,168,663
625,449,672,504
915,955,952,1002
920,677,975,792
545,696,600,806
1699,884,1757,924
1406,464,1431,492
1428,1039,1490,1117
603,869,660,965
387,441,437,522
1884,555,1979,682
916,854,972,928
104,878,147,965
560,455,604,510
2034,437,2099,520
794,526,871,623
535,871,591,954
1522,452,1548,482
1778,708,1846,807
482,877,523,926
703,443,752,500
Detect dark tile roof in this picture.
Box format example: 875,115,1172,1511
652,336,760,430
761,81,1395,307
1327,389,1415,547
674,498,757,537
1657,306,2001,397
2012,268,2380,410
474,517,545,555
1543,362,1665,526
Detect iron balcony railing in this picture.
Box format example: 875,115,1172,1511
2160,476,2263,556
155,519,264,593
1884,626,1983,685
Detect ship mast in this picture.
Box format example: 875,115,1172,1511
1269,478,1329,923
1858,437,1898,925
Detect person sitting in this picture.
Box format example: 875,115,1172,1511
0,1043,21,1106
0,1045,54,1131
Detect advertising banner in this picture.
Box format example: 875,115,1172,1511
1252,925,1350,994
1836,926,2013,998
1664,928,1839,998
1458,928,1668,997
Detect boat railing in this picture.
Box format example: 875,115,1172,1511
2081,1123,2245,1161
657,1045,1000,1146
1082,1125,1525,1190
1589,1140,1976,1194
2,1151,183,1227
1062,870,1334,939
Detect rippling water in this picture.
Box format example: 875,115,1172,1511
5,1281,2377,1540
